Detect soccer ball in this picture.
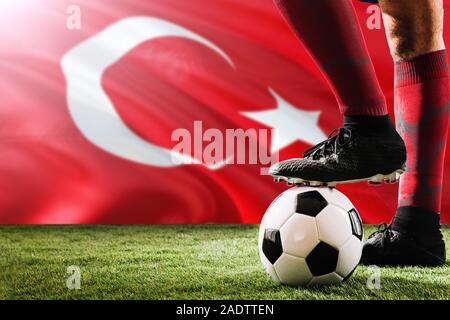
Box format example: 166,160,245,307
258,187,363,287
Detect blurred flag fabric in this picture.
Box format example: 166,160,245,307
1,0,449,223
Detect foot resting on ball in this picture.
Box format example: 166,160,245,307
270,115,406,187
360,206,446,267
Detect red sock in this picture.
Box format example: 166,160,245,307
273,0,387,116
395,50,450,213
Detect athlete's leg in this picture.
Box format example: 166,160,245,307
273,0,386,116
270,0,406,186
379,0,445,61
380,0,448,213
362,0,448,266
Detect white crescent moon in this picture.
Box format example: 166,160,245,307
62,16,234,168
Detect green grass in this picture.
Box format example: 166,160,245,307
0,225,448,300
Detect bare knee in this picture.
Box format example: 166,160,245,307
379,0,445,61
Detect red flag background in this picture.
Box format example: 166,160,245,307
0,0,449,224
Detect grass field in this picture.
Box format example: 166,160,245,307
0,225,449,300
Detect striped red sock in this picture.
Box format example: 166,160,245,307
395,50,450,213
273,0,387,116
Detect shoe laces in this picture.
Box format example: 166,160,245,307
303,128,352,160
368,223,395,245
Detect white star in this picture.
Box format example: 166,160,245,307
241,88,327,153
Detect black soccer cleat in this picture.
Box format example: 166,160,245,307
360,224,446,267
269,127,406,187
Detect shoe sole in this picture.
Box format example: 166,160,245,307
272,168,405,188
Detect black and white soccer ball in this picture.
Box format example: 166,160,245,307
258,187,363,287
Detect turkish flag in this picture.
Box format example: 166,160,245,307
1,0,449,223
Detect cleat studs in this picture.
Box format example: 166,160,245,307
386,173,396,179
369,174,383,185
293,178,306,187
381,171,402,184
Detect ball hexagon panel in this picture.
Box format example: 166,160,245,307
307,272,343,287
295,190,328,217
316,205,352,248
273,253,313,286
336,235,363,278
306,241,339,276
262,229,283,264
280,214,319,258
261,189,298,230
